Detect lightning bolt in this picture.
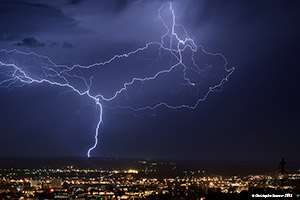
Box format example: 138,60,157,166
0,2,234,157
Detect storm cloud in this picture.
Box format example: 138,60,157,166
63,42,74,48
14,37,45,48
0,1,78,42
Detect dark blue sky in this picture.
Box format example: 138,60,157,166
0,0,299,161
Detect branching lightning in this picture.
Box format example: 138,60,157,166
0,3,234,157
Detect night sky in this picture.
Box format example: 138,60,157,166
0,0,299,161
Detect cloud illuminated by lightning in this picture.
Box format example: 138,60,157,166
0,2,234,157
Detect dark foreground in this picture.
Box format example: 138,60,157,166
0,157,299,199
